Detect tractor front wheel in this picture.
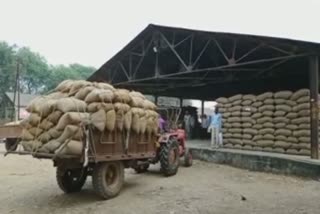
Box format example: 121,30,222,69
92,161,124,200
56,167,87,193
160,138,180,176
5,138,18,152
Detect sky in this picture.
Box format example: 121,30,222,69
1,0,320,68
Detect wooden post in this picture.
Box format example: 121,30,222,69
309,55,319,159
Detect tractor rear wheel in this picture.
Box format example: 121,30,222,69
92,161,124,200
160,138,180,176
56,167,87,193
184,148,193,167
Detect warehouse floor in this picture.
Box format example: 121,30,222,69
0,144,320,214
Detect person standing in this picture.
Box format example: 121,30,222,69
209,107,222,148
184,111,195,139
200,114,210,139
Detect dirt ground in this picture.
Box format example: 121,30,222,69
0,144,320,214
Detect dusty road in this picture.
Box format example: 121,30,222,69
0,145,320,214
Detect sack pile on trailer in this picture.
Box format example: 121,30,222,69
216,89,317,156
19,80,158,156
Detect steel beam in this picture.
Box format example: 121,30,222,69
213,38,229,63
192,40,211,67
309,55,319,159
118,61,130,80
236,44,263,63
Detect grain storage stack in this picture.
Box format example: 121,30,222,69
227,94,243,149
216,97,230,147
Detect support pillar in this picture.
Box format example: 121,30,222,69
201,100,205,116
179,98,183,108
309,55,319,159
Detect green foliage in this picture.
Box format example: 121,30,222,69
0,41,96,95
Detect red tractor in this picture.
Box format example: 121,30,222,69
133,107,192,174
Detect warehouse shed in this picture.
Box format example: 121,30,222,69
89,24,320,158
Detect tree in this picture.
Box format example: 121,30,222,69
0,42,16,95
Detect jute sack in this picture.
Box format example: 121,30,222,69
231,111,241,116
274,99,286,105
233,144,242,149
242,140,256,146
94,82,115,91
216,97,228,104
274,140,292,149
47,128,62,139
298,137,310,144
114,103,131,113
40,140,61,153
47,111,63,124
252,101,263,107
228,94,242,102
257,92,273,101
74,86,95,100
297,96,310,104
114,89,132,103
28,127,43,137
242,100,252,106
243,94,256,101
262,134,274,141
252,124,263,129
131,113,141,133
253,146,263,151
291,117,309,124
253,135,263,141
293,130,310,137
275,135,287,141
56,125,82,143
242,123,252,128
299,124,310,129
286,112,298,119
131,96,145,108
25,113,41,126
257,117,272,124
243,128,258,135
274,91,292,99
26,97,57,117
262,111,273,117
87,102,114,113
56,98,87,113
286,149,299,155
124,110,133,131
287,136,298,143
257,140,274,147
224,133,232,138
129,91,145,99
273,117,289,124
232,100,241,105
231,123,241,128
259,105,274,112
273,148,285,153
293,103,310,112
242,106,258,113
216,103,224,108
223,112,231,118
263,147,273,152
55,140,83,156
229,106,242,112
291,143,310,150
232,133,242,139
242,145,254,150
275,123,286,129
225,103,232,108
228,117,241,123
287,124,298,131
298,110,310,117
275,129,292,137
259,128,274,135
242,134,252,140
85,89,114,103
39,119,54,131
229,138,242,145
298,149,310,156
241,117,255,124
263,122,274,128
37,132,52,143
275,105,291,112
139,116,148,134
223,143,233,149
46,92,68,99
252,113,262,119
56,112,90,130
91,109,106,132
286,100,297,107
21,129,34,141
21,140,42,152
264,99,274,105
55,80,74,92
223,123,232,128
229,128,242,133
143,99,157,110
241,112,251,117
274,111,286,117
290,89,309,101
68,80,92,96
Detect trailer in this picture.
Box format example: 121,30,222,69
0,122,22,152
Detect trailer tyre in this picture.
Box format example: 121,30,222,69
56,167,87,193
92,161,124,200
5,138,18,152
160,138,180,176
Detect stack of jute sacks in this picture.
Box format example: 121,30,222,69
217,89,316,156
19,80,158,156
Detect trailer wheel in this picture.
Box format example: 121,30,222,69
133,163,150,173
5,138,18,152
56,167,87,193
160,138,180,176
92,161,124,200
184,148,193,167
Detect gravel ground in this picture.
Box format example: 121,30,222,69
0,144,320,214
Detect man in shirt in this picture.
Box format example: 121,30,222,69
200,114,210,139
209,107,222,148
184,111,195,139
